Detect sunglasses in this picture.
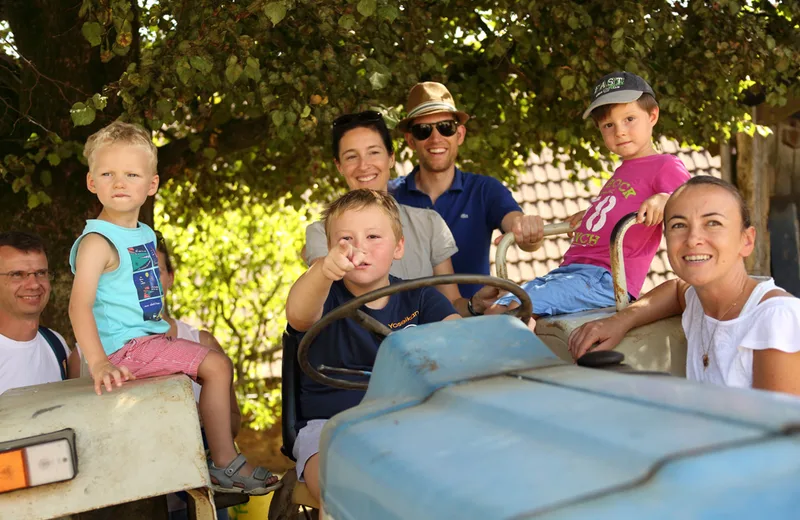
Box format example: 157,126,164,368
409,120,459,141
333,110,384,128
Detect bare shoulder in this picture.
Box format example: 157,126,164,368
198,330,225,353
760,288,797,303
77,232,114,254
75,233,118,271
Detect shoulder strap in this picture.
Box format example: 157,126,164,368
38,326,67,380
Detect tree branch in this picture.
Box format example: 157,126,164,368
157,116,271,181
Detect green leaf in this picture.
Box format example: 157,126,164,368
378,5,399,22
568,16,580,30
264,2,287,25
203,148,217,160
338,14,356,30
27,192,41,210
271,110,285,127
225,62,244,84
190,56,214,74
156,98,173,119
175,58,192,85
91,93,108,111
40,170,52,186
369,71,390,90
300,105,311,118
81,22,103,47
766,36,776,50
45,154,60,167
244,57,261,81
357,0,376,17
421,51,437,69
611,38,624,54
560,75,576,91
70,102,96,126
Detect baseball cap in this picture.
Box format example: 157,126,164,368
582,71,656,119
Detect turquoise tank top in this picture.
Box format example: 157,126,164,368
69,220,170,356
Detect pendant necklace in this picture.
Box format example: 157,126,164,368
700,281,749,370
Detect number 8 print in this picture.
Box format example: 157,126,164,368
584,195,617,233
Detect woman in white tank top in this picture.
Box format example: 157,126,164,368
568,176,800,395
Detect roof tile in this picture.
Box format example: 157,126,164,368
534,182,550,201
678,152,695,171
692,151,710,170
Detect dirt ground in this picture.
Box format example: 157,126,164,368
236,418,295,474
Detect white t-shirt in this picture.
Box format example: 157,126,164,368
683,278,800,388
0,329,70,395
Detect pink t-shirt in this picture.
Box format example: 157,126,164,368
562,154,690,298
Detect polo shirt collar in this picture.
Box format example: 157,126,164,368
407,166,465,193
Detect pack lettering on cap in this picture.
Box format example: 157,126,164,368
594,77,625,97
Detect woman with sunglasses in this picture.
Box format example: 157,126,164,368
303,111,470,314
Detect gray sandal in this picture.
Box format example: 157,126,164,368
208,454,281,495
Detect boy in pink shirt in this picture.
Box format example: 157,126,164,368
472,72,690,320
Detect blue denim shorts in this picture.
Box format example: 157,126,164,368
494,263,616,317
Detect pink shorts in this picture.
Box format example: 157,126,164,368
107,334,211,380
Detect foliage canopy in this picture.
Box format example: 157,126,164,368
1,0,798,213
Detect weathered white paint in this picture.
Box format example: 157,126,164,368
0,375,214,519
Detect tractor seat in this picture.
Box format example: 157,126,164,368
293,480,321,510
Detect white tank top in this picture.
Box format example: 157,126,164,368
175,319,203,402
683,278,800,388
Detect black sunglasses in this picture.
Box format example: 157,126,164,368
333,110,384,128
409,120,459,141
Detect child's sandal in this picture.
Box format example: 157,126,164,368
208,454,281,496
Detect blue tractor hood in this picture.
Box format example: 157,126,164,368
319,316,800,519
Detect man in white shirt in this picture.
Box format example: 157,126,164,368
0,231,75,395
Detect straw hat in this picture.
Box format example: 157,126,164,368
397,82,470,132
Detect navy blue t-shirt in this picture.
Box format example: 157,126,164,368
389,167,521,297
294,276,456,431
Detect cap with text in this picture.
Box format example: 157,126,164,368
583,71,655,119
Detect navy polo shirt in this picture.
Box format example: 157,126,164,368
389,167,522,297
293,276,456,431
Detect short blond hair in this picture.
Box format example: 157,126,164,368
83,121,158,174
323,189,404,245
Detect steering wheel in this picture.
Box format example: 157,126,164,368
297,274,533,390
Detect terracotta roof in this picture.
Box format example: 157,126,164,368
490,137,722,294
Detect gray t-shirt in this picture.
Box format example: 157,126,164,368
304,203,458,279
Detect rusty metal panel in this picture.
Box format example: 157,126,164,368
0,376,211,519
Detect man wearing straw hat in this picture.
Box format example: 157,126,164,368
389,82,544,305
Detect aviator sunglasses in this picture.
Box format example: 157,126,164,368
409,120,459,141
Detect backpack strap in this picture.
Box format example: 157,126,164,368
38,326,67,380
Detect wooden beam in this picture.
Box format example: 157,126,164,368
736,126,776,275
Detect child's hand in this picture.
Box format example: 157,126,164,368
321,239,366,281
636,193,670,227
567,210,586,238
470,285,508,315
90,359,135,395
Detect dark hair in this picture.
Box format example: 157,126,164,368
669,175,752,229
154,230,174,274
590,93,659,124
331,111,394,160
0,231,46,254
